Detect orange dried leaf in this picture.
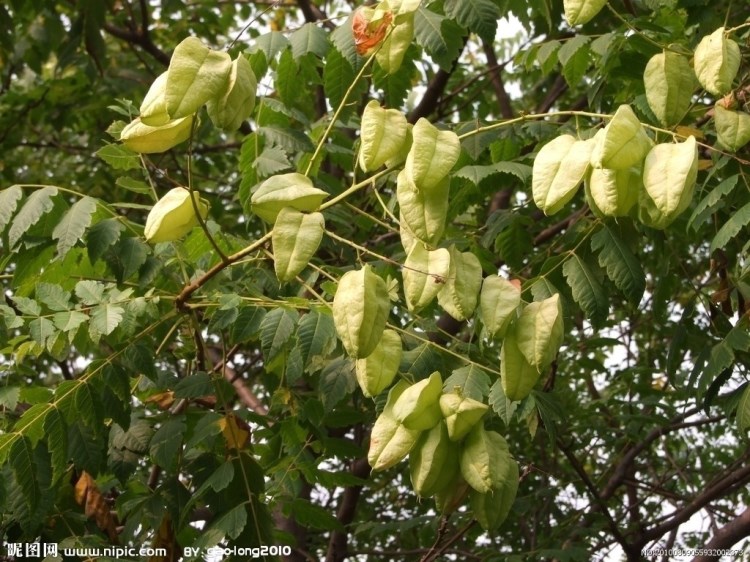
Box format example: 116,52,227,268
74,471,119,542
146,391,175,410
219,413,251,450
352,8,393,56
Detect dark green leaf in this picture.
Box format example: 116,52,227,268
8,186,58,247
96,144,140,171
590,224,645,304
52,196,97,258
563,254,608,326
443,365,491,400
260,307,297,362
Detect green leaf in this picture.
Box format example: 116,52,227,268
87,218,124,263
10,436,39,512
8,186,58,247
251,31,290,61
563,254,608,325
43,408,67,484
290,23,329,59
174,372,214,399
319,357,356,412
710,202,750,253
107,237,149,282
260,307,297,362
52,196,97,258
212,503,248,540
29,317,55,348
89,302,124,339
688,175,738,231
0,185,23,233
230,306,267,344
150,418,186,471
16,403,51,446
444,0,499,42
75,381,101,428
68,422,105,473
289,498,343,531
489,379,517,426
259,125,315,155
254,146,292,178
96,144,141,171
52,310,88,335
297,308,337,367
590,224,645,304
453,162,531,186
414,8,463,71
324,48,365,115
75,280,105,305
400,344,444,381
36,283,70,311
561,42,590,87
329,13,360,65
737,384,750,432
443,365,491,401
0,386,20,410
115,176,152,194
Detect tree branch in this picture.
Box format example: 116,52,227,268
482,40,513,119
637,461,750,547
325,457,371,562
692,506,750,562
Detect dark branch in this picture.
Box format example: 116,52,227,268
692,506,750,562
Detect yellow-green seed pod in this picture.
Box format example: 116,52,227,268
120,115,194,154
392,371,443,431
376,12,415,75
359,101,409,172
515,293,564,372
332,265,390,359
396,170,449,247
437,246,483,322
165,37,232,119
272,208,325,282
714,105,750,152
694,28,741,97
459,425,514,494
144,187,209,243
405,118,461,192
355,329,402,397
643,51,696,127
564,0,607,26
639,136,698,229
439,392,489,442
590,105,653,170
402,242,451,312
434,473,471,515
501,326,543,402
251,173,328,223
532,134,594,215
480,275,521,340
368,380,421,471
139,71,170,126
585,166,642,217
470,456,519,531
206,55,257,131
409,422,459,497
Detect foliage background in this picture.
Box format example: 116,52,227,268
0,0,749,561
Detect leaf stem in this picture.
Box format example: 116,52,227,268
175,231,272,309
319,165,395,210
304,51,378,177
186,117,229,264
